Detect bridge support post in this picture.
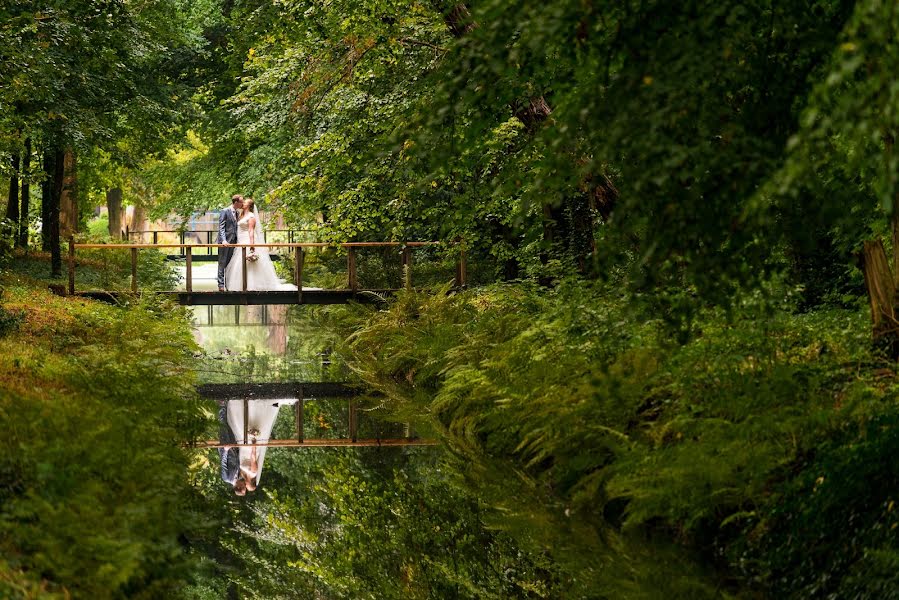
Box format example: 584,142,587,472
130,247,138,293
185,246,192,293
456,246,467,288
296,385,304,443
349,399,357,442
347,248,357,292
295,247,304,304
68,236,76,295
243,399,249,444
241,247,248,292
402,247,412,290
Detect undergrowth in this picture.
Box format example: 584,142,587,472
0,263,209,598
339,280,899,598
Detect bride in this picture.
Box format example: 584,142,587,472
226,398,298,489
224,198,297,291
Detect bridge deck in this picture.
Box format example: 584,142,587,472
74,289,393,305
197,381,367,400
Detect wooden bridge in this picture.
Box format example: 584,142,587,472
187,381,437,449
126,228,316,261
68,239,467,306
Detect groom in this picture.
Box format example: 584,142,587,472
217,194,243,291
217,400,246,496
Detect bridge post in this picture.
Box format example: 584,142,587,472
68,236,76,295
347,247,357,292
295,247,304,304
349,399,357,442
241,247,248,292
402,247,412,290
152,231,158,246
130,247,138,293
296,385,304,443
456,246,467,288
243,399,249,444
185,246,192,293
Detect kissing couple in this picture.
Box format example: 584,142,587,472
216,194,296,292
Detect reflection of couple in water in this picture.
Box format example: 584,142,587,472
218,399,296,495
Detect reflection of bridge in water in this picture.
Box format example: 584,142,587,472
188,381,437,449
195,304,295,327
67,240,467,305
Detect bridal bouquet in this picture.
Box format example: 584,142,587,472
246,249,259,262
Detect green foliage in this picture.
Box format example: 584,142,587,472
0,269,211,598
194,446,562,599
341,281,899,597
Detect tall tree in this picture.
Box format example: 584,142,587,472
18,137,30,249
5,150,19,233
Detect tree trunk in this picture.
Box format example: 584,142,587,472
59,149,77,237
6,151,19,236
131,204,146,237
41,147,52,252
107,187,123,240
433,2,477,37
860,239,899,355
42,145,64,278
18,138,30,250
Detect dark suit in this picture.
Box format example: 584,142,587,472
218,403,239,485
217,206,239,289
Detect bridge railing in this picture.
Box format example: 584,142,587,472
68,240,467,296
125,229,318,253
185,387,437,449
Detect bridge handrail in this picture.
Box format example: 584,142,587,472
67,238,466,295
73,241,442,249
126,228,313,234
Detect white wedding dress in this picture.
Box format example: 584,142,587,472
224,210,297,291
226,399,298,486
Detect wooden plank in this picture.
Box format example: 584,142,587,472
402,247,412,290
74,241,441,249
243,399,249,444
186,438,438,449
197,381,367,401
241,247,248,292
456,247,467,287
130,247,138,293
74,289,398,306
68,235,76,295
296,385,304,443
347,248,357,291
185,246,192,292
295,247,304,304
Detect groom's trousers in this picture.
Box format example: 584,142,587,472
216,244,235,289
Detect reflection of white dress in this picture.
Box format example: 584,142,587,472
226,399,297,485
224,211,297,291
